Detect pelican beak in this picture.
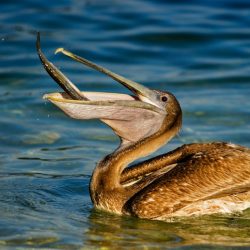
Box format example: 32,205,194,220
53,47,159,107
36,33,162,111
37,33,166,143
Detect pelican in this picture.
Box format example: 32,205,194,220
37,33,250,220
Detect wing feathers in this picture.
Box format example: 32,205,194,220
124,143,250,219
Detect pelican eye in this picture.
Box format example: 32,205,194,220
161,96,168,102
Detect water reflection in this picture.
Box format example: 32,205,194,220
85,209,250,249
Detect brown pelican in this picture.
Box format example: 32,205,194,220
37,33,250,220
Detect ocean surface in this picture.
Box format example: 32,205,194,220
1,0,250,249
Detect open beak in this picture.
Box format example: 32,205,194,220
36,32,163,112
53,47,158,106
37,33,165,143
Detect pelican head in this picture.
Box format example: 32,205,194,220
37,33,182,150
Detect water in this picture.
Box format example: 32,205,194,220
1,0,250,248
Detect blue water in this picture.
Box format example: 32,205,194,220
1,0,250,248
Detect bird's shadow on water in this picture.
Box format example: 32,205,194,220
84,208,250,249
